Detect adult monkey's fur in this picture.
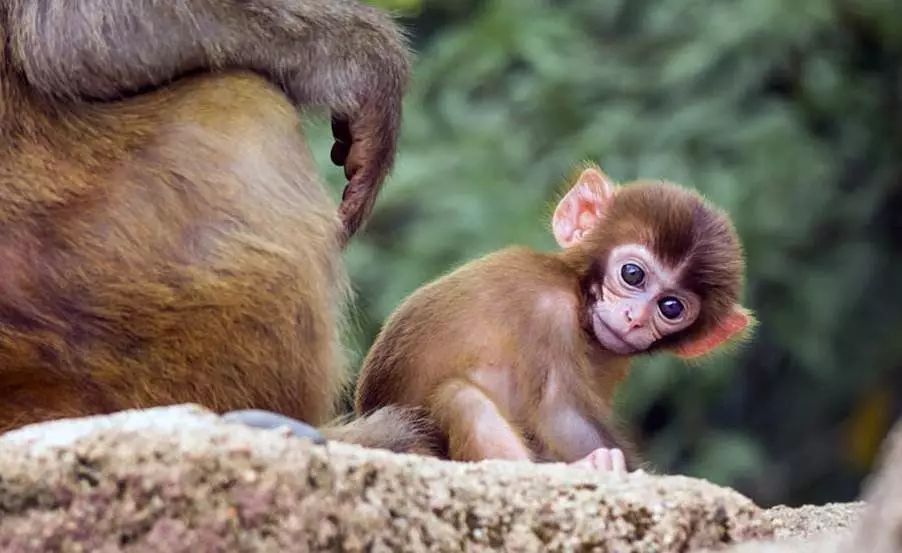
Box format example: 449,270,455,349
0,0,437,453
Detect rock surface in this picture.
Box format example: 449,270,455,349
0,404,775,552
3,404,896,552
706,502,864,553
763,502,864,540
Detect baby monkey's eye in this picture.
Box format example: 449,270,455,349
620,263,645,286
658,297,684,320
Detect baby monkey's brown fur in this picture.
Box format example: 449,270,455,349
0,0,438,453
357,165,753,469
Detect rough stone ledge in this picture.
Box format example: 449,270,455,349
0,404,774,552
702,502,865,553
763,502,864,541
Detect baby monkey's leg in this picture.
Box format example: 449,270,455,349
533,403,631,474
430,378,531,462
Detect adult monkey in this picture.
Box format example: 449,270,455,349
0,0,433,450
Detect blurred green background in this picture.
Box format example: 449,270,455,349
309,0,902,508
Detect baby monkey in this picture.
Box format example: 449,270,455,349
355,165,753,473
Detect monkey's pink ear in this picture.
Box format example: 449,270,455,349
552,167,617,249
673,305,755,359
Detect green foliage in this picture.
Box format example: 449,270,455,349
366,0,421,15
313,0,902,506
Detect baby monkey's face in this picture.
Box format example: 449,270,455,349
586,244,701,355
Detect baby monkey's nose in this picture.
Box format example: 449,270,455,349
624,304,649,329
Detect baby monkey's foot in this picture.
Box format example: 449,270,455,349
570,447,628,475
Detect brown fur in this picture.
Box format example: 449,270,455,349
0,71,349,433
3,0,411,239
356,176,747,469
0,1,423,455
322,405,445,457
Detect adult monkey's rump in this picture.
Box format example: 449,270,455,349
0,0,425,449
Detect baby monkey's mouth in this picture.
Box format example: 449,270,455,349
590,309,637,355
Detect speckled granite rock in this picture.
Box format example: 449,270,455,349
706,502,865,553
703,534,841,553
762,502,864,541
0,404,772,552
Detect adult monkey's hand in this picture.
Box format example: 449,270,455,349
331,84,405,243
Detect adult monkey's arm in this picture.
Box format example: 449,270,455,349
6,0,411,240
